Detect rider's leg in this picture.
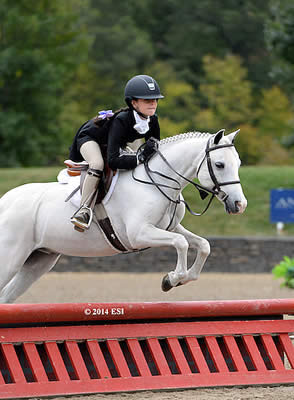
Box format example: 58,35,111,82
71,141,104,230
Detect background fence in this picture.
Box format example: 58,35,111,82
54,237,294,274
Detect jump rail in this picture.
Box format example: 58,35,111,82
0,298,293,325
0,299,293,399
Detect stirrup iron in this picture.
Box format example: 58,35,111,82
70,206,93,231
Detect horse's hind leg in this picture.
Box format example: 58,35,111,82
0,246,32,296
0,250,61,303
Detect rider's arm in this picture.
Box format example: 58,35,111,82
107,118,138,170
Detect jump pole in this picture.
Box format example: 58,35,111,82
0,299,293,398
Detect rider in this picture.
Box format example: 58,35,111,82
69,74,164,231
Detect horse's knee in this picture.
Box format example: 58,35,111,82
172,235,189,253
200,238,210,258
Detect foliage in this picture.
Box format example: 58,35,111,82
256,86,294,140
82,0,155,112
0,0,90,166
265,0,294,95
146,62,199,137
197,55,253,129
194,54,294,165
132,0,273,89
194,55,261,164
1,1,294,166
272,256,294,289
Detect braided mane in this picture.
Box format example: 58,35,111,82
159,131,212,146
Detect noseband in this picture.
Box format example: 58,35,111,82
132,135,241,217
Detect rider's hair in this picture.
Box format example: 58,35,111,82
93,107,130,127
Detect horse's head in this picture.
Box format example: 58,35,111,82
196,129,247,214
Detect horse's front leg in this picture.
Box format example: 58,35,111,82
129,224,189,289
173,224,210,285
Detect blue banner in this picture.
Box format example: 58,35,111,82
270,189,294,223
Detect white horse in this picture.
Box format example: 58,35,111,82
0,129,246,303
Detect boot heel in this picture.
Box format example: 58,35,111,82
74,225,85,233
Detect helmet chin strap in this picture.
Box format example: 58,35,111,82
132,105,148,119
128,97,149,119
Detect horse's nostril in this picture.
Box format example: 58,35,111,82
235,201,241,212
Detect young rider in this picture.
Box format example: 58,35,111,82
69,74,164,231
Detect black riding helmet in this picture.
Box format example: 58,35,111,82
125,75,164,108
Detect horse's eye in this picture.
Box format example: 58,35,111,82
215,161,225,169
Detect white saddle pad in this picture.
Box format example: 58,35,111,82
57,169,119,208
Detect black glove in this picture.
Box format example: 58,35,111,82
137,137,159,164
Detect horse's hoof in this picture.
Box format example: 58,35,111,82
161,274,173,292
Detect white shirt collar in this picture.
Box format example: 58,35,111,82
133,110,150,135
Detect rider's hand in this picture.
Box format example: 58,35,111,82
137,137,159,164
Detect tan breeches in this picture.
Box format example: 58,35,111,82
79,141,104,206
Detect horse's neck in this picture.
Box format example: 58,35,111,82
158,135,209,182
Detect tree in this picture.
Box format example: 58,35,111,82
130,0,273,90
195,54,263,164
82,0,155,112
0,0,90,166
196,55,254,130
256,86,293,140
265,0,294,95
146,62,199,137
194,54,294,165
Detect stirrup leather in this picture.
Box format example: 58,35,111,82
70,206,93,230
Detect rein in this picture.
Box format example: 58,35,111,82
132,136,240,217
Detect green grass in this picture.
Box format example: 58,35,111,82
182,166,294,237
0,167,60,195
0,166,293,237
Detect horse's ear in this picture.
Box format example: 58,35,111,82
227,129,240,143
214,129,225,145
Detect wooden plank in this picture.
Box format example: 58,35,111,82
86,340,111,379
107,340,131,378
1,344,26,384
23,343,48,382
279,333,294,369
127,339,152,377
167,337,191,374
45,342,69,382
242,335,267,372
186,337,210,374
223,335,248,372
205,336,228,373
147,338,171,376
65,341,90,381
261,335,285,371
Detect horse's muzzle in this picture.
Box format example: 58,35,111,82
225,199,247,214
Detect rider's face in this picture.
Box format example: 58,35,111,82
132,98,158,117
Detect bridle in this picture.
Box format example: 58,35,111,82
196,136,241,203
132,135,241,217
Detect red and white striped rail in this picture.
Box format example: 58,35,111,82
0,299,293,398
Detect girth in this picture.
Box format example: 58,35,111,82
94,204,128,252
